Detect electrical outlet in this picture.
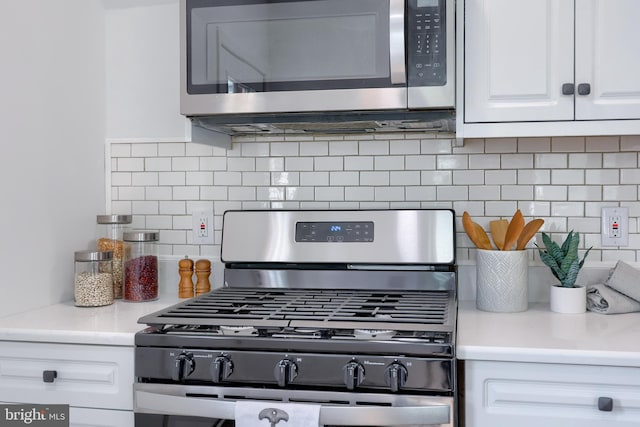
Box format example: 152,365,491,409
601,206,628,247
193,210,214,244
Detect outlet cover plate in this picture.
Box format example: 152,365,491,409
601,206,628,247
193,209,215,245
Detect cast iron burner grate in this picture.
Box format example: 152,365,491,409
139,288,455,333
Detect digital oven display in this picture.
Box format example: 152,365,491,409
295,222,374,242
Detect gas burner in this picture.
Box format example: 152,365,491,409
220,326,258,336
353,329,396,340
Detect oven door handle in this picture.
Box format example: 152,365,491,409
135,389,450,426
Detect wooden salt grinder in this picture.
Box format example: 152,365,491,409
178,257,195,298
195,259,212,296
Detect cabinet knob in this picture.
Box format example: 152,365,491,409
578,83,591,95
562,83,575,95
598,396,613,412
43,370,57,383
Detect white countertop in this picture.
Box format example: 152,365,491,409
0,296,182,347
457,300,640,367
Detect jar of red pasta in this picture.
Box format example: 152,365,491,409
123,230,159,302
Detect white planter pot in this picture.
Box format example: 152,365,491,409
476,249,528,313
550,285,587,314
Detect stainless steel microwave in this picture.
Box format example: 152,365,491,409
180,0,455,117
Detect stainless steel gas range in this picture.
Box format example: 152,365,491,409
134,209,458,427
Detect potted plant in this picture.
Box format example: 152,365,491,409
537,231,592,313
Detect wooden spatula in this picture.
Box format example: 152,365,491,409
489,219,509,250
516,218,545,250
502,209,525,250
463,211,493,250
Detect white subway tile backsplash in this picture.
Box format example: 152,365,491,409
110,134,640,262
468,154,500,169
344,156,374,170
439,154,469,169
535,185,568,201
159,172,186,186
146,157,172,171
469,185,501,201
603,185,637,201
200,157,227,171
132,143,158,157
551,170,584,185
285,157,314,171
186,171,214,186
118,157,144,171
314,156,343,171
375,156,404,171
586,169,619,185
256,157,284,171
146,186,172,201
568,185,602,201
300,171,329,186
329,140,358,156
390,139,420,155
158,143,185,157
173,186,200,200
604,152,637,168
330,171,359,186
359,140,389,155
272,171,300,186
422,170,452,185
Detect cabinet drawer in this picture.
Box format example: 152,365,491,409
465,360,640,427
70,407,133,427
0,341,133,410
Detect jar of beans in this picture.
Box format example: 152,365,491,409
74,250,114,307
96,214,132,299
123,230,159,302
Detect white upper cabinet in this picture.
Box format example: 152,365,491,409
575,0,640,120
464,0,574,123
105,0,190,143
459,0,640,137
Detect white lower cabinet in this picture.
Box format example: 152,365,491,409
0,341,133,427
463,360,640,426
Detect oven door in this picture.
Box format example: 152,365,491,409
180,0,407,115
134,383,454,427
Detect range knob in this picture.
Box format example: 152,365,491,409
384,361,408,392
274,359,298,387
343,360,365,390
172,352,195,381
211,354,234,383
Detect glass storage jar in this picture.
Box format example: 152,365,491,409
96,214,132,299
123,230,159,302
74,250,114,307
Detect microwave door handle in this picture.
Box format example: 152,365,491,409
135,389,450,426
389,0,406,85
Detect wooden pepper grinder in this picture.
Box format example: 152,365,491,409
195,259,212,296
178,256,194,298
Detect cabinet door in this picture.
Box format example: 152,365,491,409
575,0,640,120
464,0,575,123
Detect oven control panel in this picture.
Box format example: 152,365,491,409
136,347,453,394
295,221,374,242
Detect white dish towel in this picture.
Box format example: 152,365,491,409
235,401,321,427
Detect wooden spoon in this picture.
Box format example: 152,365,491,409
502,209,525,250
462,211,493,250
489,219,509,250
516,218,545,250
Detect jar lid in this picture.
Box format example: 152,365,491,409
75,250,113,262
97,214,133,225
123,230,160,242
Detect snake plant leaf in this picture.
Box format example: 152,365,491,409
579,246,593,269
562,258,581,287
560,230,574,257
559,232,580,273
542,232,564,263
538,250,563,281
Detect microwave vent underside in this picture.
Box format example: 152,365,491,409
191,110,455,136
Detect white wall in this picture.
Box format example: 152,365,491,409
0,1,106,315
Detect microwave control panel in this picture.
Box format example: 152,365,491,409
407,0,447,87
